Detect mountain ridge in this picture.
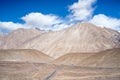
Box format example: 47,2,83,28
53,48,120,68
19,22,120,58
0,49,53,63
0,22,120,58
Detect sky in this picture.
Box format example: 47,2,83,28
0,0,120,33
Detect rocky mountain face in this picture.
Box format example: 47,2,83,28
19,22,120,58
0,33,5,46
0,22,120,58
0,28,43,49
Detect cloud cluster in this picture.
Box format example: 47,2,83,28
0,12,68,32
0,22,25,30
89,14,120,30
68,0,96,21
22,13,62,28
0,0,120,33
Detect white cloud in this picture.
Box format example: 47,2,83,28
68,0,96,21
22,12,62,28
0,22,26,30
89,14,120,30
52,23,73,31
0,0,120,33
0,12,69,32
0,0,98,33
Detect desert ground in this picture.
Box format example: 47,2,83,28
0,48,120,80
0,61,120,80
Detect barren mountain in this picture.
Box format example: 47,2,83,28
0,33,4,38
0,49,53,63
0,33,5,46
0,28,43,49
0,22,120,80
19,22,120,58
53,48,120,68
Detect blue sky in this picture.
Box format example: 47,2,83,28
0,0,77,22
0,0,120,33
95,0,120,18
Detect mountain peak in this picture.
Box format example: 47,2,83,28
0,28,41,49
17,22,120,58
0,22,120,58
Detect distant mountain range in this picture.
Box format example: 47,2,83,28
0,22,120,58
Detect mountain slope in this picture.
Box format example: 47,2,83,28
53,48,120,68
0,28,42,49
0,49,53,63
0,33,5,47
19,22,120,58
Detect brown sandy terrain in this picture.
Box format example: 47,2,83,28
53,48,120,68
0,49,53,63
0,48,120,80
0,61,119,80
